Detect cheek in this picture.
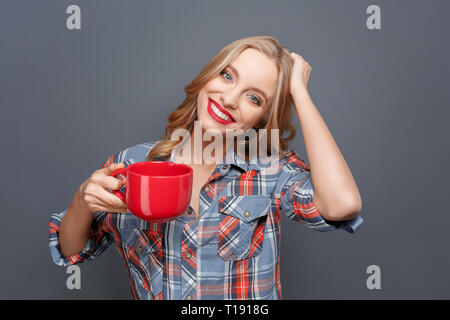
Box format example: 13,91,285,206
196,92,208,111
206,78,229,94
241,109,264,127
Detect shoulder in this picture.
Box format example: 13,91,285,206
278,149,311,173
102,140,161,167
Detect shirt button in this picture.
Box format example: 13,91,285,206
222,165,229,170
187,208,193,215
185,252,192,259
244,211,251,218
138,247,143,253
186,295,192,300
204,186,210,193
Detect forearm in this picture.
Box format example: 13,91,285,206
59,189,95,257
292,89,362,220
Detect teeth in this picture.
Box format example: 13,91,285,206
211,101,233,122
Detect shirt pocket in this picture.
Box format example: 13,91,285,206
217,195,271,261
123,228,164,296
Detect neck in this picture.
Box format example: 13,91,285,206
175,130,234,168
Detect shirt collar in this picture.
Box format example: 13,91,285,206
167,144,279,172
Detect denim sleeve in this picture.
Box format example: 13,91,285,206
278,167,364,233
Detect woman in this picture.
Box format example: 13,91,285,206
49,36,363,300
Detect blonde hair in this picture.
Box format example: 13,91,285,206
147,35,296,162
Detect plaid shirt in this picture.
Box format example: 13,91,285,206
49,141,363,300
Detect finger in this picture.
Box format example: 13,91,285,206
99,175,125,191
290,52,303,60
99,163,125,175
290,52,297,62
84,188,129,213
99,206,130,214
92,187,129,211
103,188,129,209
92,205,129,214
290,53,297,63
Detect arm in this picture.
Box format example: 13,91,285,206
59,189,96,257
48,155,123,266
289,53,362,221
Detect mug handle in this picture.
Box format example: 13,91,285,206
110,167,128,203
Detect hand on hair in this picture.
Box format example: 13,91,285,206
289,52,311,94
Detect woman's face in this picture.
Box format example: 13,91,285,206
196,48,279,136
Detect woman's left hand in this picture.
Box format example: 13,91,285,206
289,52,312,95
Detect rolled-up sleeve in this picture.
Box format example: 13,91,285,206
48,210,113,266
278,154,363,233
48,154,118,266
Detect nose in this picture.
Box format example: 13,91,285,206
221,88,239,110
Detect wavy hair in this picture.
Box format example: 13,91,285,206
147,35,296,163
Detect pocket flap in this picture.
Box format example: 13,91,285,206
124,228,163,254
218,195,271,223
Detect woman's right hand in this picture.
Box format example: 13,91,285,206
77,163,129,214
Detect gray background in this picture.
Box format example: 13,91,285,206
1,0,449,299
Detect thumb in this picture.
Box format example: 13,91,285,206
101,162,125,175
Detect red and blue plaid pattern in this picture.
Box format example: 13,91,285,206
49,141,363,299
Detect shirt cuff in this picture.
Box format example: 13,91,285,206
322,215,364,233
48,209,96,267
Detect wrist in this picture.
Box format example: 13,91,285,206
291,88,311,110
291,86,309,100
73,188,95,217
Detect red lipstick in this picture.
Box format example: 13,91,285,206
207,99,236,124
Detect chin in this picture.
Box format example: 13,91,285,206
200,118,230,134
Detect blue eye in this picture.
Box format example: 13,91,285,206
248,94,261,106
220,69,262,106
220,70,232,82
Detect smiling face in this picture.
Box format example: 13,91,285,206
196,48,279,137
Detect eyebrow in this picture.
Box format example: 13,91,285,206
227,64,269,103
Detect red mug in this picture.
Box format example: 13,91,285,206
109,161,193,222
